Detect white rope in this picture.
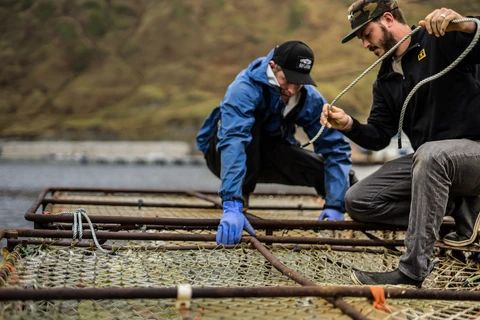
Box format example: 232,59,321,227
70,208,110,254
302,18,480,148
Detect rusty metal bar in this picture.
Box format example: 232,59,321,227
4,239,396,255
248,237,367,320
5,239,225,251
41,223,217,231
5,229,216,242
5,229,478,251
41,186,316,197
1,286,480,301
25,214,221,226
249,237,315,286
24,213,405,230
40,197,321,210
186,190,222,207
361,230,402,254
42,198,217,208
24,211,456,232
6,229,401,247
26,187,51,214
256,235,404,247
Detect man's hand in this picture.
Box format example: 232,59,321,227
420,8,476,37
320,103,353,131
318,208,344,221
216,200,256,245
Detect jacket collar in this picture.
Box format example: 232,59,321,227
246,48,275,86
377,26,424,80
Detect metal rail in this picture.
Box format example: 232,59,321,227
25,187,457,234
4,229,479,252
1,286,480,302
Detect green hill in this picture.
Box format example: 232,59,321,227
1,0,479,142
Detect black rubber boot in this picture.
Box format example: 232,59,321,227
351,269,423,288
443,196,480,247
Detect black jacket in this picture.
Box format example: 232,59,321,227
346,22,480,151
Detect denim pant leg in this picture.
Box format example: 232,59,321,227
345,154,413,226
399,139,480,280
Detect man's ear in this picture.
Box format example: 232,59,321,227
269,60,276,68
382,11,395,27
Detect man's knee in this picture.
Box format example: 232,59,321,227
345,183,371,218
345,181,397,223
413,141,452,171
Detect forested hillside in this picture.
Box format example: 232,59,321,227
1,0,478,141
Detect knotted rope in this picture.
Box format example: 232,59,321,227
71,208,110,254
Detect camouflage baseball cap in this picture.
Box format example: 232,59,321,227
341,0,398,44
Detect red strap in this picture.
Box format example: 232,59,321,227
370,286,392,313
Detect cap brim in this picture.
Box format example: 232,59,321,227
341,18,372,44
283,69,317,86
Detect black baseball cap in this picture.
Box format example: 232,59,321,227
342,0,398,44
272,40,316,86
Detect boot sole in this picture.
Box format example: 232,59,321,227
443,211,480,247
350,271,422,288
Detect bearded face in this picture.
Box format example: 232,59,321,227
368,22,398,57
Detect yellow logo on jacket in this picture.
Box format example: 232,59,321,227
418,49,426,61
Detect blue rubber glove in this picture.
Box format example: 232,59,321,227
318,208,344,221
216,200,256,245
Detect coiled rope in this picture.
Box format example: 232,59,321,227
70,208,110,254
302,17,480,149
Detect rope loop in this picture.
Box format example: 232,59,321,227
69,208,111,254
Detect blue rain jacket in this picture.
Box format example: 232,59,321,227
196,49,352,211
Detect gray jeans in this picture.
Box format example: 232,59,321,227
346,139,480,280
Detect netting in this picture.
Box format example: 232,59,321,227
0,297,351,320
4,189,479,319
6,244,298,288
271,244,480,290
1,240,479,319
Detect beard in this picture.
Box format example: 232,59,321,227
369,23,397,57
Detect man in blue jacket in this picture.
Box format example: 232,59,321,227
197,40,353,245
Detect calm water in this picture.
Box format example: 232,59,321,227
0,161,379,229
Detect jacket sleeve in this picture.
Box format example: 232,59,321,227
434,16,480,65
217,80,262,202
451,16,480,65
303,94,352,212
345,80,397,151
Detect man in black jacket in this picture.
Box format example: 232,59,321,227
321,0,480,286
